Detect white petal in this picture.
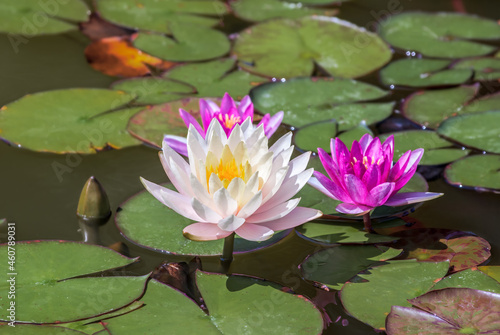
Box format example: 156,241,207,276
158,152,192,197
245,125,266,149
206,118,227,147
236,223,274,241
261,166,288,203
240,117,253,138
307,176,338,199
190,174,214,207
269,132,292,157
208,173,224,194
213,188,238,217
288,152,311,177
218,215,246,232
227,177,246,202
227,125,244,152
247,198,300,223
237,191,263,219
192,198,222,222
140,177,201,221
260,207,322,231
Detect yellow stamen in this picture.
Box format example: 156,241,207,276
218,114,241,129
206,158,246,189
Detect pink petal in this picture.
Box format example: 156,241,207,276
358,133,374,153
235,222,274,241
183,222,233,241
263,111,283,137
163,135,188,157
318,148,342,186
364,136,382,158
199,99,215,131
366,182,394,207
246,198,300,223
344,174,369,205
336,203,372,215
381,135,394,159
260,207,322,231
179,109,204,137
220,92,236,115
313,171,352,203
394,149,424,192
239,95,254,120
335,138,353,177
389,150,411,182
350,140,363,163
362,163,381,191
307,176,340,199
383,192,443,207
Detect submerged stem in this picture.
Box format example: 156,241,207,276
363,212,375,234
221,233,235,272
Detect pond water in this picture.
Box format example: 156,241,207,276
0,0,499,334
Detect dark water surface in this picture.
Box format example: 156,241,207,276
1,0,499,334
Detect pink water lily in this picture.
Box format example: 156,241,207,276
308,134,443,217
164,93,284,156
142,118,322,242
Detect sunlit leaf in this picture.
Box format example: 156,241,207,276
233,16,391,78
379,12,500,58
0,324,86,334
85,36,177,77
432,268,500,293
444,154,500,193
0,89,142,153
340,260,449,329
0,241,146,323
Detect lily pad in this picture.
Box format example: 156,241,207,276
126,98,211,148
390,229,491,272
340,260,450,330
0,241,146,323
402,84,479,129
453,57,500,81
444,154,500,192
437,111,500,154
0,1,89,35
251,77,391,128
432,268,500,293
301,245,402,290
386,289,500,334
379,58,472,88
230,0,337,22
106,272,323,334
111,78,195,105
133,22,230,62
478,266,500,282
378,12,500,58
0,325,86,334
115,186,291,256
0,88,142,153
379,130,470,166
233,16,392,78
95,0,228,34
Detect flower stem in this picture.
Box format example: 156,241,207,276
221,233,235,272
363,213,375,234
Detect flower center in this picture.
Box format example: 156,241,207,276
218,114,241,130
206,158,246,189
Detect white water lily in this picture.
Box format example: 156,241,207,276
141,118,322,242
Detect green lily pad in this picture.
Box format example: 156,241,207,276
233,16,392,78
453,57,500,81
379,58,472,88
478,266,500,282
231,0,337,22
336,125,374,149
95,0,227,34
378,12,500,58
379,130,470,165
461,91,500,114
391,229,491,272
301,246,402,290
0,324,86,334
111,78,195,105
444,154,500,192
0,1,89,35
386,289,500,334
0,241,146,323
126,98,211,148
0,88,142,153
251,77,391,128
116,186,291,256
340,260,450,330
432,268,500,293
437,111,500,154
133,22,230,62
106,272,323,334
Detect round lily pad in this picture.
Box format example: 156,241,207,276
378,12,500,58
437,111,500,154
301,245,402,290
402,84,479,129
230,0,337,22
391,229,491,272
133,22,230,62
432,268,500,293
0,325,86,334
453,57,500,81
0,1,88,35
0,88,142,153
444,154,500,192
106,272,323,334
379,58,472,88
379,130,470,166
233,16,392,78
115,186,291,256
251,77,391,128
127,98,212,148
340,260,450,330
0,241,147,323
386,288,500,334
95,0,228,34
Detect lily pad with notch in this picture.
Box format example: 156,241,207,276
444,154,500,193
452,57,500,81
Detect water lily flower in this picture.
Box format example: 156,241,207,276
164,93,284,156
141,118,322,242
308,134,442,229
